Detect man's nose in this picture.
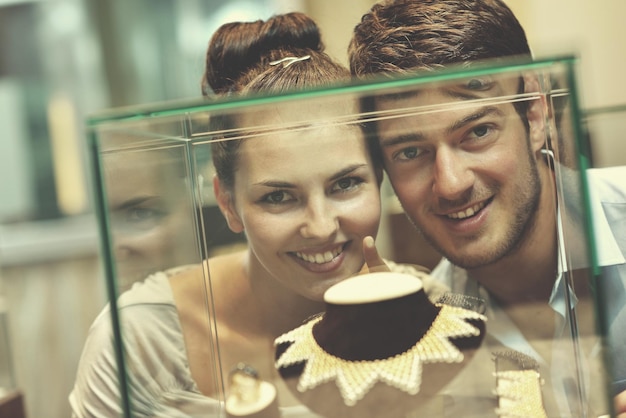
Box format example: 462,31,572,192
431,147,474,200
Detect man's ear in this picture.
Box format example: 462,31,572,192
523,74,548,154
213,176,244,233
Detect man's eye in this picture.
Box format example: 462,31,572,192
466,78,492,90
470,125,491,138
394,146,420,161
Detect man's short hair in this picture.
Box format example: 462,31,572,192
349,0,531,77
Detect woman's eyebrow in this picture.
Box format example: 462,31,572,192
114,196,160,210
252,164,369,189
330,164,369,181
253,180,295,189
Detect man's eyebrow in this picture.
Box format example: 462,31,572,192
380,106,503,148
380,132,425,148
447,106,504,134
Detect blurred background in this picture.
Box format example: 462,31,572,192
0,0,624,417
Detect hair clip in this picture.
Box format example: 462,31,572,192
269,55,311,68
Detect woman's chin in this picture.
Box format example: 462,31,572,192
305,277,350,302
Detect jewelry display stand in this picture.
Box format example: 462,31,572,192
225,363,280,418
274,272,486,418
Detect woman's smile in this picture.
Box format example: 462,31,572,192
289,242,350,273
293,243,345,263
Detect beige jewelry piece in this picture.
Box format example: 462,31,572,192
269,55,311,68
274,304,486,406
492,350,548,418
494,369,547,418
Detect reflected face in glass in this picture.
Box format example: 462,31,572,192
376,76,544,269
105,149,194,286
221,106,381,301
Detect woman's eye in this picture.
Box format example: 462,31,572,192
261,190,291,204
127,207,162,223
114,206,167,231
332,177,362,192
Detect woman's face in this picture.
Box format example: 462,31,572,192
219,107,381,301
105,148,196,289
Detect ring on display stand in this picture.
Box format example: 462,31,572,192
225,363,280,418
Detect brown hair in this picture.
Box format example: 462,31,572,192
349,0,531,77
202,13,352,190
202,12,349,96
349,0,533,165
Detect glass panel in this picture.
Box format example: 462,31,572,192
586,104,626,168
0,297,16,394
83,57,613,417
583,104,626,400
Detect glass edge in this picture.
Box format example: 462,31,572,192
585,103,626,118
567,59,616,411
87,55,578,127
87,130,133,417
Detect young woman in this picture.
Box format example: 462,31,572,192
70,13,440,417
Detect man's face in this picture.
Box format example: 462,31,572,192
375,76,546,269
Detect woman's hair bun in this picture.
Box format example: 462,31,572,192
204,12,324,95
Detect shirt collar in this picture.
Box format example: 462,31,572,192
588,181,625,267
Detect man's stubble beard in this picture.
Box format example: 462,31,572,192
403,146,542,270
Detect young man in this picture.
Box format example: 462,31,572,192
351,0,626,416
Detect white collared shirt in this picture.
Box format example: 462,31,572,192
431,166,626,416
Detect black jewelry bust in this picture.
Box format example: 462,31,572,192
274,272,486,418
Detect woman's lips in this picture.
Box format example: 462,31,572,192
289,243,348,273
293,244,344,264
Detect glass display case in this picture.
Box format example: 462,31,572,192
582,103,626,402
0,296,16,395
585,104,626,168
82,56,616,417
0,295,25,418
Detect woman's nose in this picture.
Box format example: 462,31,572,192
299,200,339,239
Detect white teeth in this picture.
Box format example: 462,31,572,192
295,245,342,264
447,201,486,219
